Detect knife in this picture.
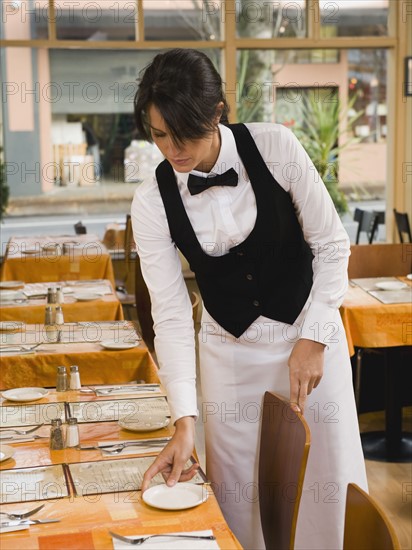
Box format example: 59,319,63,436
0,519,61,527
77,438,171,450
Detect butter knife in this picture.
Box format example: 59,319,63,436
77,438,171,450
0,519,61,527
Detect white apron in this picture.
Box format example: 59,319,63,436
198,304,368,550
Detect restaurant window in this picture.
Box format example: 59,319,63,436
320,0,389,38
54,0,137,41
143,0,222,41
1,0,49,39
236,47,388,208
236,0,307,38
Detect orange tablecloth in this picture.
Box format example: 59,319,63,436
340,279,412,356
0,393,241,550
0,323,158,389
0,281,123,323
1,234,116,287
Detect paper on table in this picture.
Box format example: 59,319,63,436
68,457,205,496
0,402,65,428
111,530,220,550
351,276,402,291
0,524,29,534
0,465,69,504
68,397,170,424
368,289,412,304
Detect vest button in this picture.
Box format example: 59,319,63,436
246,274,253,281
253,300,260,307
237,251,244,256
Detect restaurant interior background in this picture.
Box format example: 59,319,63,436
0,1,411,547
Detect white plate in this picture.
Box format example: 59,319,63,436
119,413,170,432
0,281,25,289
21,249,39,255
0,444,15,462
0,322,25,332
1,387,49,402
375,281,408,291
407,274,412,281
100,340,139,350
73,292,102,301
142,483,208,511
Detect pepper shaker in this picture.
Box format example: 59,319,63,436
49,418,64,450
56,366,68,392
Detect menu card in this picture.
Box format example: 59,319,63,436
67,397,170,424
0,464,69,504
68,457,206,496
0,402,65,428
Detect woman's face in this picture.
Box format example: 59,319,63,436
147,104,221,173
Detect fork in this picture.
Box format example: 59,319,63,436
0,504,45,520
103,442,166,455
0,423,44,435
109,531,216,545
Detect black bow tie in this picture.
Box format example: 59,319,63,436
187,168,238,196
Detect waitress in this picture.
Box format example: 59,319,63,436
131,48,367,550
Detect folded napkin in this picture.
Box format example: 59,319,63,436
66,285,112,295
111,530,219,550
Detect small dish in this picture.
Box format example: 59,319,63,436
0,281,25,290
0,444,15,462
0,322,25,332
100,341,139,350
1,387,49,402
119,413,170,432
375,281,408,291
142,483,208,511
72,292,102,301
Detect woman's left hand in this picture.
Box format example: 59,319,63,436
288,338,326,413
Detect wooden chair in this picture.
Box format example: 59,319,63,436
348,243,411,279
393,209,412,243
348,243,412,410
354,208,381,244
343,483,400,550
115,214,136,319
259,391,311,550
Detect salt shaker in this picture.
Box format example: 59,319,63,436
69,365,81,390
49,418,64,450
65,417,80,447
56,286,64,305
56,366,68,392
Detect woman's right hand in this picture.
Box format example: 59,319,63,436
141,416,198,493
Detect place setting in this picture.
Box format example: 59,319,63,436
350,276,411,304
0,503,62,534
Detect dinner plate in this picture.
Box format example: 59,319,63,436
1,387,49,402
119,413,170,432
0,281,25,290
72,292,102,301
375,281,408,291
142,483,208,511
407,274,412,281
21,249,39,255
0,321,25,332
100,340,140,350
0,444,15,462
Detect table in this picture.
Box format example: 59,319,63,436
340,277,412,462
0,392,241,550
0,281,124,323
1,235,116,287
0,322,157,389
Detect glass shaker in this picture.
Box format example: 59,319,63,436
56,366,68,392
49,418,64,450
65,417,80,447
69,365,81,390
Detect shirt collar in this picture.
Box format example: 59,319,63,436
173,124,238,189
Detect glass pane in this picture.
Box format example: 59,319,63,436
54,0,136,41
49,49,221,184
236,48,387,216
237,0,306,38
1,0,49,39
143,0,222,41
320,0,389,37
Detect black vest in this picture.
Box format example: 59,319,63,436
155,123,313,337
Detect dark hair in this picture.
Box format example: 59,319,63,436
134,49,229,144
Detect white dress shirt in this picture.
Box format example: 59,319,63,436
131,122,350,423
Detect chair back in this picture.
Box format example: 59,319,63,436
343,483,400,550
393,209,412,243
74,221,87,234
123,214,136,284
354,208,380,244
259,391,311,550
348,243,412,278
